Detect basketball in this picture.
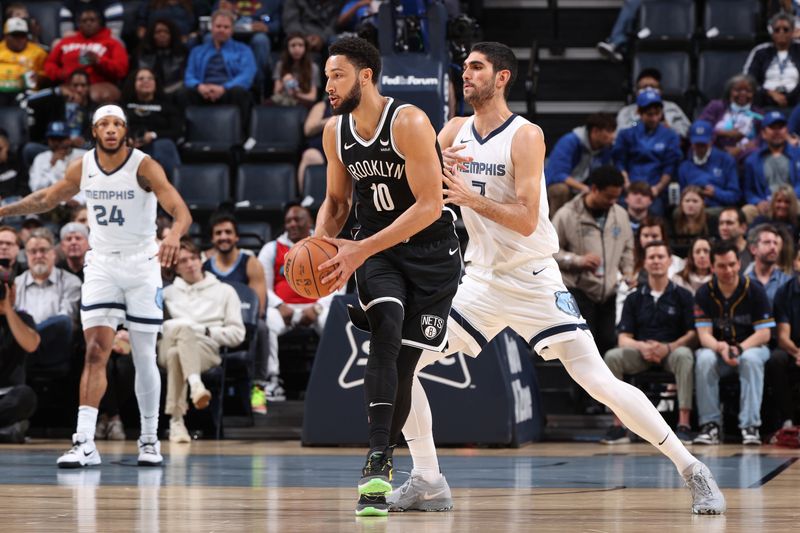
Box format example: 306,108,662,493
284,236,339,299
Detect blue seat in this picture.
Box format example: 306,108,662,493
173,164,230,211
235,163,296,213
633,51,691,99
182,106,242,161
697,50,752,102
238,221,272,251
24,2,62,48
302,165,327,212
636,0,694,49
245,105,307,162
703,0,759,45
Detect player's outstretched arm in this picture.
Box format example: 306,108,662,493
0,158,82,219
443,123,544,236
138,157,192,267
315,118,352,239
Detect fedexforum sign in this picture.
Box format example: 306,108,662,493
381,75,439,86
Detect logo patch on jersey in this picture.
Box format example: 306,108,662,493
554,291,581,318
155,287,164,310
421,314,444,340
379,138,389,146
344,142,357,150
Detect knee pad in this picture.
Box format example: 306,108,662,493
365,302,404,365
540,329,598,362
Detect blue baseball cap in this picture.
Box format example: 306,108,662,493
762,110,787,128
45,121,69,139
689,120,713,144
636,89,663,109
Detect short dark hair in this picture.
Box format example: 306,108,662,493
626,180,654,199
69,69,89,83
719,206,746,226
329,37,382,84
179,236,201,258
470,41,518,98
585,113,616,133
0,225,21,247
209,212,239,236
587,165,625,190
636,68,662,83
644,239,671,256
283,200,311,218
711,240,740,263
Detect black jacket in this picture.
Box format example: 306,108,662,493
744,41,800,107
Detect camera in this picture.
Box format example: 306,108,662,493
0,258,14,300
284,78,299,91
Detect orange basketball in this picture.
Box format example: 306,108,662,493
284,236,339,299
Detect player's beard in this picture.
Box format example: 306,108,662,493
96,137,127,155
332,81,362,116
464,80,496,109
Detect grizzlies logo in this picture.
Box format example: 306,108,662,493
554,291,581,318
421,314,444,340
155,287,164,310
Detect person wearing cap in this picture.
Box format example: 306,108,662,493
28,122,87,210
742,110,800,222
57,222,90,282
44,6,129,104
677,120,741,214
616,68,691,138
0,104,192,468
0,17,47,105
612,89,682,217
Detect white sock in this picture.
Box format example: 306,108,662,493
171,415,183,425
130,330,161,439
404,375,441,482
188,373,203,390
556,332,697,474
77,405,99,440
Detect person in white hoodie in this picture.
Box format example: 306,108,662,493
158,237,245,443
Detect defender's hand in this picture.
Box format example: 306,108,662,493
442,144,473,172
442,166,479,208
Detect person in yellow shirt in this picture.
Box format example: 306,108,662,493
0,18,47,105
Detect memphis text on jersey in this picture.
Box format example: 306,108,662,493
346,159,405,181
85,189,136,201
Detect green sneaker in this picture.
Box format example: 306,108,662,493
355,494,389,517
250,386,267,415
355,449,392,516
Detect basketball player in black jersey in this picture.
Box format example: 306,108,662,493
314,37,461,516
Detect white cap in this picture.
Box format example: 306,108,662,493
4,17,28,34
92,105,127,126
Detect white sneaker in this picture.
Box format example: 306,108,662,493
191,384,212,410
387,472,454,512
169,418,191,444
137,435,163,466
265,377,286,402
681,461,726,514
57,433,101,469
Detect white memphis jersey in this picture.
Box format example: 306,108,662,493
80,148,158,253
454,114,559,270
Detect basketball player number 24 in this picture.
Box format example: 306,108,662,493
93,205,125,226
370,183,395,211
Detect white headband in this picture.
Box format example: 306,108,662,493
92,105,127,126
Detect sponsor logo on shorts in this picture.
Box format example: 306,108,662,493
421,314,444,340
554,291,581,318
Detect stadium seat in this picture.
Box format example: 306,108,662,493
173,164,230,211
703,0,759,45
0,107,28,155
181,106,243,162
636,0,694,49
697,50,752,103
235,163,296,216
120,0,144,49
238,221,272,251
633,51,691,100
244,105,307,162
302,165,327,212
24,2,62,48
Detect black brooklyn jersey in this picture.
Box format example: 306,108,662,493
336,97,454,240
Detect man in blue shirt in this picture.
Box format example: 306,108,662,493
602,241,697,445
185,9,257,133
765,272,800,430
678,120,741,213
545,113,616,217
693,240,775,446
613,89,682,217
743,224,792,305
742,110,800,223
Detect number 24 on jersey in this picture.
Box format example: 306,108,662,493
94,205,126,226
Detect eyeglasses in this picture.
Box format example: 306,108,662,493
774,26,792,33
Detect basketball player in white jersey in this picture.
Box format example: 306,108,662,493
387,43,726,515
0,105,192,468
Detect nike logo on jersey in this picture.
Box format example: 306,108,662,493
344,142,357,150
449,248,458,255
88,173,97,178
459,138,471,144
423,489,447,500
379,138,390,146
533,268,546,276
369,402,392,407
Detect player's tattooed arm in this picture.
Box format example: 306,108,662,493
0,158,81,218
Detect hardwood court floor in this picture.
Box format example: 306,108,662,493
1,440,798,532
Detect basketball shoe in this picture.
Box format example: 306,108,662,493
681,461,726,514
387,472,454,512
137,435,163,466
251,385,267,415
57,433,101,468
356,449,393,516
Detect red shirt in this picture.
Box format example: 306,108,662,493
44,27,129,84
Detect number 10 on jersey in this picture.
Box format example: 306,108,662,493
94,205,126,226
370,182,395,212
